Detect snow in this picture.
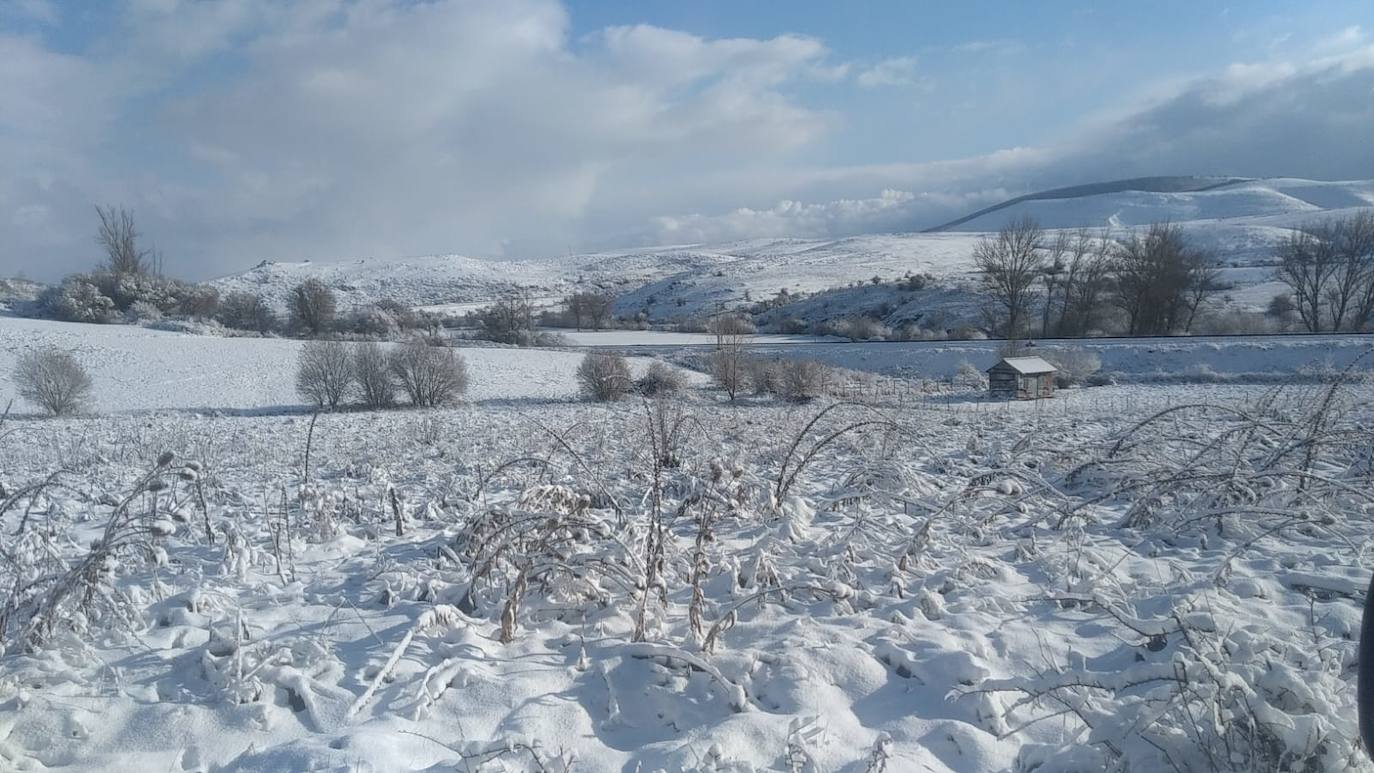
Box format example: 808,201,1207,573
560,330,824,347
2,318,1374,768
0,318,697,414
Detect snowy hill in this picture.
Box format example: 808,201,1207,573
936,177,1374,232
208,177,1374,324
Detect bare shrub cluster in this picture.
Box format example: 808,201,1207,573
577,352,633,401
390,340,468,407
295,339,467,410
12,347,94,416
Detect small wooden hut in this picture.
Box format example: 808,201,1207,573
987,356,1057,400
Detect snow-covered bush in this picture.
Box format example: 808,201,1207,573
125,300,164,324
39,276,117,323
342,306,400,339
779,359,829,402
103,271,184,313
636,360,686,396
389,339,468,407
577,352,632,401
952,360,987,391
748,357,783,395
13,346,94,416
295,340,353,410
353,341,396,409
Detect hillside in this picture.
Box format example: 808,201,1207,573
204,177,1374,326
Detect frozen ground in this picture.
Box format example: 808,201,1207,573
2,317,1374,770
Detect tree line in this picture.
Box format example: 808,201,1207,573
974,216,1224,339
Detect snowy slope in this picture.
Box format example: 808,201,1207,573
206,178,1374,324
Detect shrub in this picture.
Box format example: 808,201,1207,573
1040,347,1102,387
376,298,424,331
125,300,164,324
390,340,468,407
709,347,747,401
295,340,353,409
13,347,94,416
848,316,889,341
218,292,277,334
747,358,783,395
353,341,396,409
636,360,686,396
178,284,221,318
343,306,400,338
577,352,632,401
476,293,536,345
953,360,988,391
102,272,183,313
40,277,116,323
780,359,829,402
289,279,337,336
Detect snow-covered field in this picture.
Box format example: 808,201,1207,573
2,320,1373,771
0,319,696,414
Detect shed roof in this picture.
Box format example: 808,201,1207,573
988,356,1057,375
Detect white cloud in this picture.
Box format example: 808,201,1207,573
952,39,1025,55
1,2,1372,280
855,56,924,88
636,45,1374,243
0,0,843,278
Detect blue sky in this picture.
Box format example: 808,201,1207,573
2,0,1373,279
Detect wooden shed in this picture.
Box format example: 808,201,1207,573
987,356,1057,400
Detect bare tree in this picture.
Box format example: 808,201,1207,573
1275,228,1336,332
1112,222,1213,336
1039,230,1070,335
13,347,94,416
1182,249,1224,333
576,352,632,401
706,314,752,400
296,340,353,409
1056,228,1114,336
1329,211,1374,331
389,340,468,407
1274,212,1374,332
973,216,1045,338
95,205,150,276
289,279,337,336
478,291,537,344
709,349,747,401
567,291,615,330
353,341,396,409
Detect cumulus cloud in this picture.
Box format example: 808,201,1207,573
0,0,842,278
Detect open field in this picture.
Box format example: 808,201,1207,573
2,321,1373,771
